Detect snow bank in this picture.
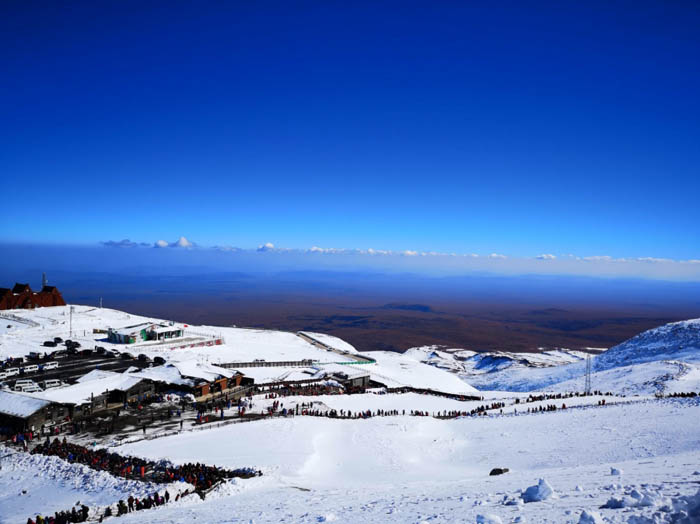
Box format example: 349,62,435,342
476,514,503,524
521,478,556,502
578,510,603,524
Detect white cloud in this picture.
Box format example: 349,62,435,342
172,236,194,248
635,257,673,264
365,248,391,255
582,255,614,262
308,246,348,254
489,253,507,259
536,254,556,260
257,242,276,252
153,236,196,248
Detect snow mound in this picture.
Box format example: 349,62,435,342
602,489,664,510
670,488,700,522
2,447,161,496
476,514,503,524
521,478,556,503
611,467,623,476
578,510,604,524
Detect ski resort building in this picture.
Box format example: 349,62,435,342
0,390,66,433
0,283,67,310
107,322,185,344
36,370,156,419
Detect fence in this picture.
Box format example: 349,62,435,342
218,359,318,369
0,313,40,327
112,412,270,447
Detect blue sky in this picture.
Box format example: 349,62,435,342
2,2,699,264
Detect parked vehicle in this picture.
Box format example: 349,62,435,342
120,352,134,360
43,340,58,347
5,368,19,377
28,351,44,360
21,364,39,373
41,361,59,370
80,348,93,356
137,353,151,363
53,337,63,343
42,379,63,389
16,383,42,393
153,356,166,365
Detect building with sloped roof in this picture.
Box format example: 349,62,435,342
0,390,68,434
0,282,66,310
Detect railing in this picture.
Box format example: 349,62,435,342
218,360,318,369
0,313,40,327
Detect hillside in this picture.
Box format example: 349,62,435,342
405,318,700,394
1,305,700,523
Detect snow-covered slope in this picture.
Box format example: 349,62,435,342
3,305,700,523
595,318,700,370
405,318,700,394
112,398,700,524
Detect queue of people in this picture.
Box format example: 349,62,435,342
31,438,262,486
26,504,89,524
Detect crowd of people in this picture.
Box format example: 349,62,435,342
26,504,89,524
519,391,616,404
257,383,345,398
31,437,261,487
290,401,514,419
656,391,698,398
105,489,180,520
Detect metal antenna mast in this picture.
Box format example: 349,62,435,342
584,354,592,394
69,305,74,337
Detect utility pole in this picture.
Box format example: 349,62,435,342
584,354,592,394
69,305,74,337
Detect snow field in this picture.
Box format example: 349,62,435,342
118,400,700,488
110,399,700,523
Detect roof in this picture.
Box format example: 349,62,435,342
76,369,119,382
129,365,193,386
317,363,371,380
41,285,58,292
110,322,153,336
150,325,183,334
12,283,31,294
0,390,51,418
37,374,146,405
171,360,235,382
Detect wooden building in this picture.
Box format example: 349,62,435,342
0,283,66,310
0,390,67,434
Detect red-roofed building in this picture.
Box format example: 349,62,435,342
0,282,66,310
